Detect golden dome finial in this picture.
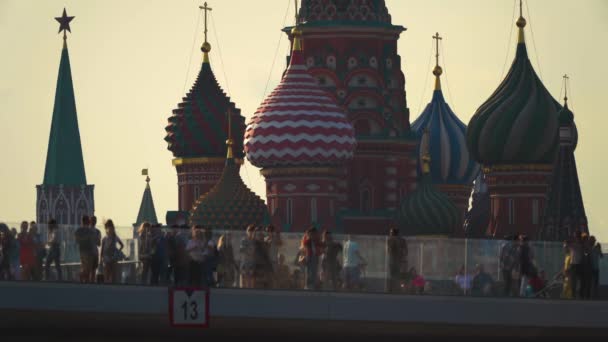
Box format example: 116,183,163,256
199,2,213,62
291,27,303,52
517,0,527,43
432,32,443,90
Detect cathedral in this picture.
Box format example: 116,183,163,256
34,2,589,240
158,0,590,240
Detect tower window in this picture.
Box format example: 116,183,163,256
286,198,293,225
508,199,515,225
194,186,200,200
361,189,371,213
311,198,318,223
532,199,539,225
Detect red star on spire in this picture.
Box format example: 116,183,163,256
55,8,75,37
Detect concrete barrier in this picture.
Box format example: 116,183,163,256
1,281,607,329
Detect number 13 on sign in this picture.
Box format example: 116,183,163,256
169,288,209,328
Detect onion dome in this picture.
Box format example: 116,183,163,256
298,0,393,26
412,33,479,185
165,38,246,159
466,10,559,165
399,131,461,236
558,86,578,149
190,115,268,229
244,28,356,168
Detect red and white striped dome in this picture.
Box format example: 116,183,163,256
244,29,355,168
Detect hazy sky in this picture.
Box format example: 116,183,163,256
1,0,606,240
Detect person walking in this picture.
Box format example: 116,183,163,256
239,225,256,288
264,225,282,287
186,227,206,287
499,235,518,297
302,227,323,290
561,242,573,299
321,230,342,291
89,216,102,283
100,219,124,284
343,235,366,291
18,221,36,281
387,227,407,293
29,222,44,281
9,228,20,280
589,236,603,299
75,216,94,283
518,235,535,297
44,219,62,281
567,230,584,299
217,233,237,287
0,223,11,280
137,222,154,285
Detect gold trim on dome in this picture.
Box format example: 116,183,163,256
437,184,472,192
261,167,345,177
483,164,553,173
172,157,243,166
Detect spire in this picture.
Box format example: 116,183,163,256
199,2,212,63
516,0,527,44
563,74,570,106
43,9,87,186
135,169,158,226
432,32,443,91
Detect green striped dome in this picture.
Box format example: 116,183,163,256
399,176,460,236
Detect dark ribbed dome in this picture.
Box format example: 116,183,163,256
165,55,246,159
399,175,461,236
559,102,578,149
466,23,559,165
189,153,268,229
298,0,393,26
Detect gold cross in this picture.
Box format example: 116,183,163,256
294,0,298,24
199,2,213,43
433,32,442,67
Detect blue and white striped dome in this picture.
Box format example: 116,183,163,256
412,89,479,185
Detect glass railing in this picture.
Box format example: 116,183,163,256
1,222,606,300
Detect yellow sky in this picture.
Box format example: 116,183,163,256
0,0,606,240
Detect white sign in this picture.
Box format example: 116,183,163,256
169,288,209,328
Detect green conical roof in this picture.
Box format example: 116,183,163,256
43,41,87,185
135,177,158,226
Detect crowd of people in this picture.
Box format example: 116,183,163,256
0,218,604,300
0,217,125,283
498,231,603,300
